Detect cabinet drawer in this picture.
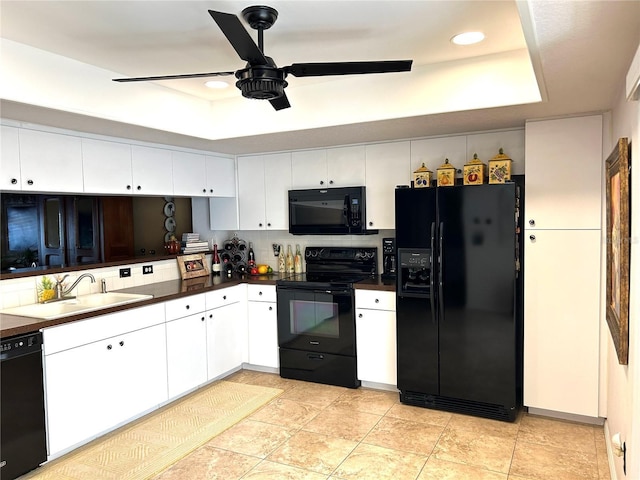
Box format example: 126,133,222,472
165,293,206,321
206,285,242,310
43,303,165,355
355,290,396,311
247,284,276,302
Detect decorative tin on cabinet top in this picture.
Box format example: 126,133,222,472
413,163,432,188
463,153,486,185
436,158,456,187
489,148,512,184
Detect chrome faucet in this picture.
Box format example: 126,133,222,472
54,273,96,299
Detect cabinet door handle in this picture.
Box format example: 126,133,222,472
329,180,334,185
27,179,34,185
136,185,142,191
267,223,271,227
107,344,113,350
186,305,190,310
209,189,214,193
369,221,373,227
10,178,17,185
268,306,273,311
201,316,205,321
258,291,263,296
319,180,324,185
358,313,363,318
202,188,207,193
375,298,379,303
223,295,227,300
529,219,535,226
209,314,213,319
126,185,131,190
119,341,124,347
258,223,263,227
529,235,536,241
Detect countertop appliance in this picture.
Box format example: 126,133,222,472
381,237,396,280
1,332,47,479
276,246,377,388
395,183,522,421
288,186,376,235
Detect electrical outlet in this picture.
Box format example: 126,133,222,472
143,265,153,275
119,268,131,278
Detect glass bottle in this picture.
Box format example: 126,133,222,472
286,244,294,274
212,244,221,276
278,244,286,273
294,244,302,273
248,242,256,267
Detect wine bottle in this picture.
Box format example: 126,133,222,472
294,244,302,273
212,244,221,276
278,244,286,273
248,242,256,267
286,245,294,274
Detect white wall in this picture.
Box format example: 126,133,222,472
606,70,639,480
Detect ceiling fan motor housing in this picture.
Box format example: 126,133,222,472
235,65,288,100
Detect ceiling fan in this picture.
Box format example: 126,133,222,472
113,5,413,111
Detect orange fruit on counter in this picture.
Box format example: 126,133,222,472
257,265,268,274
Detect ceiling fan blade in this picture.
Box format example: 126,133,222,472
208,10,268,66
113,71,234,82
270,93,291,111
284,60,413,77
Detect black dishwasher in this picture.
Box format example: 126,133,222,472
1,332,47,480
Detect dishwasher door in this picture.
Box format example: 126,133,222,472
1,332,47,480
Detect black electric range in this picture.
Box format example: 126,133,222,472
275,247,377,388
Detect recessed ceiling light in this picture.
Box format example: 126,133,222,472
205,80,229,89
451,31,485,46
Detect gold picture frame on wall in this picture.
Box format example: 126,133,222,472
605,137,630,365
177,253,210,280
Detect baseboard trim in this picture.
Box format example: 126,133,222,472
527,407,604,425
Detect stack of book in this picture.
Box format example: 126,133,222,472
181,233,209,254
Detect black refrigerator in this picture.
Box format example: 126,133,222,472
395,183,522,421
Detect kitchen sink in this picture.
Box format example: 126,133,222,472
0,293,153,320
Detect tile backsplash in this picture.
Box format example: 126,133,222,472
0,258,184,310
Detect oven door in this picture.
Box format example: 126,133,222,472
277,285,355,356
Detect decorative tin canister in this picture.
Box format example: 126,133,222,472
413,163,432,188
436,158,456,187
463,153,486,185
489,148,513,184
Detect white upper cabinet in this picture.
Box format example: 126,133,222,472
327,145,366,186
364,141,410,230
238,153,291,230
292,146,365,188
410,135,466,177
0,125,21,190
82,138,133,194
19,129,84,193
172,151,207,197
525,115,603,230
206,155,236,197
292,149,328,188
130,145,174,196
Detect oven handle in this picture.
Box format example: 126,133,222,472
278,286,352,296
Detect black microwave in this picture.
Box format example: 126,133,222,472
288,186,375,235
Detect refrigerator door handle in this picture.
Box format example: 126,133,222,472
438,221,444,322
430,222,436,324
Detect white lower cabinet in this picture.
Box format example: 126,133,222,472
523,229,600,417
166,312,208,399
206,301,246,379
247,285,279,368
355,289,397,386
43,305,168,457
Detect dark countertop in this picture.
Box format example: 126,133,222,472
0,274,395,338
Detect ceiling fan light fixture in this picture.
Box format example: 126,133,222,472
205,80,229,89
236,77,287,100
451,31,485,45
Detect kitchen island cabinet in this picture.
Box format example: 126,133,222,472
43,303,168,457
0,125,21,190
355,289,397,387
237,153,291,230
364,141,410,230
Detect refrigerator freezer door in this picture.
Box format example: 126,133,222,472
437,184,517,407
